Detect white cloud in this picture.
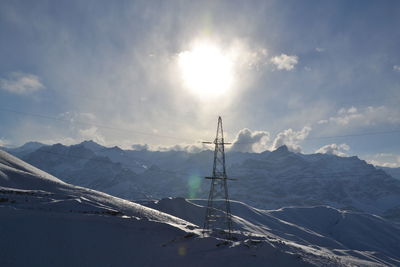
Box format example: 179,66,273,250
321,106,400,126
0,72,45,94
366,153,400,168
48,112,106,145
270,54,298,71
142,126,310,154
315,143,350,157
347,106,357,114
316,47,325,52
153,125,309,154
78,126,105,145
271,126,311,153
242,47,268,71
230,126,311,153
230,128,270,153
154,143,208,153
393,65,400,72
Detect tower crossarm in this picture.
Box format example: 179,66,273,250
205,176,237,180
202,141,232,145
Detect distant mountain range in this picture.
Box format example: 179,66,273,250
4,140,400,222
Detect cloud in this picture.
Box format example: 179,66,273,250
365,153,400,168
154,143,209,153
242,47,268,71
393,65,400,72
230,128,270,153
0,72,45,94
230,127,312,153
271,126,311,153
48,112,106,145
319,106,400,126
78,126,105,145
315,47,325,52
270,54,298,71
315,143,350,157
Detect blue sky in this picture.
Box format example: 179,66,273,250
0,0,400,166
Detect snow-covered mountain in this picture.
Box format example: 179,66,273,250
229,146,400,220
7,141,400,222
1,149,399,266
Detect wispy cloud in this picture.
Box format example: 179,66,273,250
394,65,400,72
0,72,45,94
270,54,298,71
318,106,400,126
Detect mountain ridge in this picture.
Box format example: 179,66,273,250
6,140,400,222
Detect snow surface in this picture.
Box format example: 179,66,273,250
144,198,400,266
2,149,399,266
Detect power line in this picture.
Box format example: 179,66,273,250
303,130,400,140
0,107,195,143
1,107,400,146
46,88,202,120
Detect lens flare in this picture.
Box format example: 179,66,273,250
187,174,201,198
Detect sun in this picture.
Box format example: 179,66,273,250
178,41,234,99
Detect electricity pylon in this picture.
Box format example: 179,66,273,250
203,116,235,239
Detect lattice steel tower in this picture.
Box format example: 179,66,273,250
203,116,234,239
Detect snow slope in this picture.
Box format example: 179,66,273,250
1,149,361,267
144,197,400,266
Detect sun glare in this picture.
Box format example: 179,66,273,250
178,41,234,99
